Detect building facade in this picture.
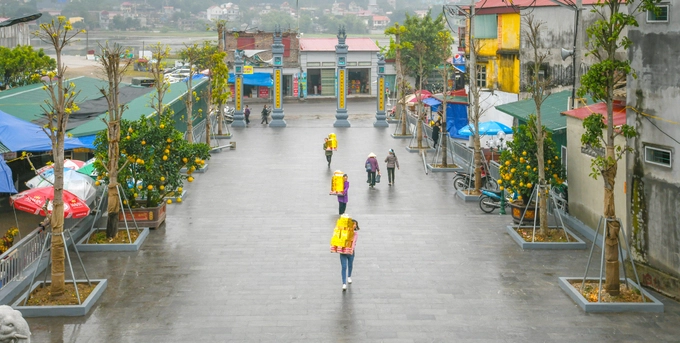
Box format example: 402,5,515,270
626,2,680,299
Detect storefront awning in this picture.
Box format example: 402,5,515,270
228,73,273,87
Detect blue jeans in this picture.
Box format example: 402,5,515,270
339,253,355,284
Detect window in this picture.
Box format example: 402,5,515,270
476,64,487,88
358,61,372,66
647,4,669,22
474,15,497,39
645,145,672,168
307,62,320,67
322,62,336,67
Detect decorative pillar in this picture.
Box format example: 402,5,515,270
270,26,286,127
334,26,350,127
374,53,388,127
231,50,246,127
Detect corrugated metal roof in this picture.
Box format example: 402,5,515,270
473,0,602,8
495,90,594,131
299,38,379,52
67,78,208,137
0,141,9,154
0,77,109,123
562,100,626,126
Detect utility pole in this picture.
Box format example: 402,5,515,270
468,0,476,143
571,0,583,109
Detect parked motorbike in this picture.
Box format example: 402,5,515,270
222,106,235,124
479,188,510,213
452,170,498,191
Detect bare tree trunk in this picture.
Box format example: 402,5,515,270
206,84,212,146
186,76,194,143
50,137,65,297
536,122,548,235
604,91,620,295
217,101,224,135
106,123,121,238
396,29,408,136
441,66,449,166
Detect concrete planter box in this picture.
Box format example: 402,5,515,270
76,228,149,252
505,225,586,250
427,164,462,173
387,118,400,124
455,189,480,202
119,202,166,230
13,279,108,317
558,277,664,313
164,189,187,202
391,133,412,139
405,146,434,153
214,134,232,139
181,164,209,174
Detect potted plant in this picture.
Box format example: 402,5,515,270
93,115,210,229
498,115,564,225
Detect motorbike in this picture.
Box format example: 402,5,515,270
479,188,511,213
221,106,235,124
452,170,498,191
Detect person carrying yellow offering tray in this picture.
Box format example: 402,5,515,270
330,215,360,291
330,170,344,195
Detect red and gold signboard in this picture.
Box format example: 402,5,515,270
275,69,282,109
235,77,242,111
378,77,385,111
338,69,345,109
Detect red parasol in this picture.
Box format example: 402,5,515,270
9,187,90,219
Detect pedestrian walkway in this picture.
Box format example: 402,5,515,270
25,114,680,342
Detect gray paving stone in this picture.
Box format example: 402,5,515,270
21,102,680,342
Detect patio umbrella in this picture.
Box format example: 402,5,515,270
75,158,98,179
26,159,86,188
25,169,97,204
10,187,90,218
457,121,514,136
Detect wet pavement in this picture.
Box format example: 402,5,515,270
23,101,680,342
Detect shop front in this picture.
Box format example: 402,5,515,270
347,66,371,95
305,66,336,96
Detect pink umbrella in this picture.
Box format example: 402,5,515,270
9,187,90,219
408,91,432,103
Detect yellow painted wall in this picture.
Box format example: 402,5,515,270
500,13,520,51
466,12,520,93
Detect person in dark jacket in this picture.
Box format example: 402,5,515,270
432,115,442,148
260,104,269,124
244,105,251,124
365,152,380,188
384,149,400,186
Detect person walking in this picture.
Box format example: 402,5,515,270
244,105,251,124
432,115,442,148
337,174,349,215
365,152,380,188
331,219,360,291
323,138,333,168
260,104,269,124
384,149,400,186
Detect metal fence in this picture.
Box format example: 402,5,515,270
0,228,48,290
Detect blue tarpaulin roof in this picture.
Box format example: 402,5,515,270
0,110,93,152
228,73,273,87
422,97,442,107
453,64,466,73
0,155,17,193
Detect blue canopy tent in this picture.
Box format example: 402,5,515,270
431,93,469,140
0,155,17,193
0,110,93,152
228,73,274,87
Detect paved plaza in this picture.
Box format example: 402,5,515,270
23,101,680,342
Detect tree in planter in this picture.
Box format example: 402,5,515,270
33,16,83,298
147,43,172,125
467,38,493,193
178,43,205,144
95,42,132,239
523,15,553,235
433,34,455,167
191,41,221,146
384,23,412,136
577,0,660,295
499,115,564,212
402,12,450,148
210,50,230,136
93,115,211,209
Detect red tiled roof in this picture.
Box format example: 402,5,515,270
299,38,379,52
472,0,602,9
562,100,626,126
373,15,390,21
